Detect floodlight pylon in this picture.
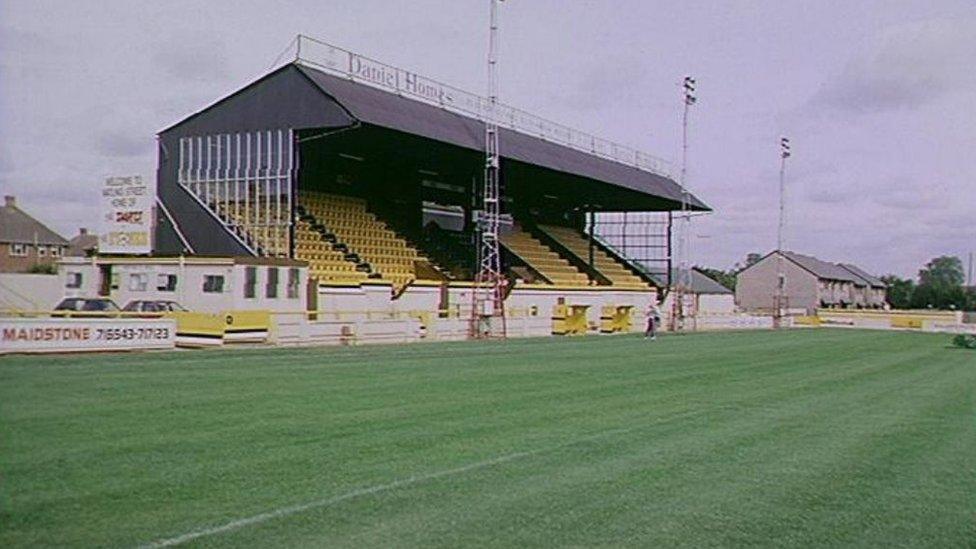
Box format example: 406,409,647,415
671,76,696,332
470,0,507,339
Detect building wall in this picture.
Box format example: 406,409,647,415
59,258,307,313
697,293,736,314
847,284,888,308
155,65,355,256
1,242,67,273
817,280,862,308
736,254,819,313
868,287,887,308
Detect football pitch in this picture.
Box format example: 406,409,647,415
1,329,973,547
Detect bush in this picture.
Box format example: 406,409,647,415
951,334,976,349
26,263,57,274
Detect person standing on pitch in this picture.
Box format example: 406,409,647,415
645,302,661,340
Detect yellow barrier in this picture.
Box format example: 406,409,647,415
412,311,432,338
817,309,956,322
170,311,225,347
794,316,821,326
166,310,271,347
612,305,634,332
599,305,634,334
890,316,924,329
816,309,947,330
221,310,271,342
552,304,568,335
599,305,615,334
565,305,590,336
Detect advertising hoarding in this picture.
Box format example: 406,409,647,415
99,175,153,254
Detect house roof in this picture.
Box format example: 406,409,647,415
294,64,709,211
68,231,99,256
838,263,886,288
648,268,733,294
0,200,68,246
739,250,886,287
780,251,862,283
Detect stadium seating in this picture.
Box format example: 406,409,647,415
293,218,368,285
537,225,650,290
213,200,289,257
299,191,441,289
500,228,590,286
418,224,474,280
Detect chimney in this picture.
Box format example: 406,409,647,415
79,228,88,236
3,195,14,208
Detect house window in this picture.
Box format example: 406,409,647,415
203,275,225,293
9,243,27,257
157,274,177,292
287,268,300,299
128,273,149,291
37,246,47,258
244,266,257,298
66,272,83,289
50,247,60,258
266,267,279,299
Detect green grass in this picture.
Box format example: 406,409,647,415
1,329,974,547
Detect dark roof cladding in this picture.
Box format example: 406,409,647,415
839,263,886,288
294,64,708,210
781,251,862,283
766,250,885,287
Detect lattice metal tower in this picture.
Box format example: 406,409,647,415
471,0,507,338
671,76,696,332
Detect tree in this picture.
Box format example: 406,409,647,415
918,256,964,288
880,275,914,309
694,266,736,291
745,252,763,268
911,256,968,310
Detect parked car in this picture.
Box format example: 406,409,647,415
52,297,120,317
122,300,187,314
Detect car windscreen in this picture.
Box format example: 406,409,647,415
82,300,119,311
55,299,83,310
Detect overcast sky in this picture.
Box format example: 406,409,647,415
1,0,974,277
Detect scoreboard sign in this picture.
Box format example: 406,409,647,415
99,175,153,254
0,318,176,354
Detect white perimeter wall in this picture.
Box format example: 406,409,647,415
0,273,64,310
698,293,736,314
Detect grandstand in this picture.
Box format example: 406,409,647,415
537,224,650,289
501,227,590,286
154,36,708,320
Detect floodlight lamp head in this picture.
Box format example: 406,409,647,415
780,137,791,158
683,76,697,105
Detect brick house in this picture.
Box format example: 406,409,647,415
0,195,70,273
68,227,99,257
736,250,887,314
